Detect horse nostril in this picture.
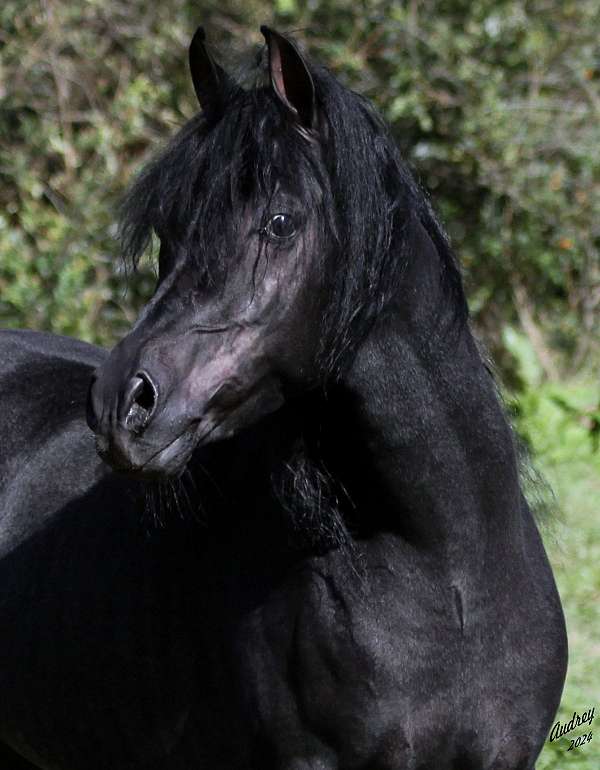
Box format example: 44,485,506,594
133,372,157,413
123,372,158,433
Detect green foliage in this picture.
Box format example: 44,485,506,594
504,327,600,459
500,328,600,769
1,0,599,375
532,422,600,770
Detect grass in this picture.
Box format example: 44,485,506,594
514,379,600,769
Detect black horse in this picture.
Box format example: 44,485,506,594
0,27,567,770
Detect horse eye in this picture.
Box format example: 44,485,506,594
265,213,296,240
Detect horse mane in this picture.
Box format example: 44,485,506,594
119,37,468,381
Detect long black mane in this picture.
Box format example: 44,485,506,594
120,42,468,380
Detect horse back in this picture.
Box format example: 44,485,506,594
0,329,107,552
0,328,104,432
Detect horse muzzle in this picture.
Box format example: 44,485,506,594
86,366,200,478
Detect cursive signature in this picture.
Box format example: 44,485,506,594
549,707,595,742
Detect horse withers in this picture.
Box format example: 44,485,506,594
0,26,567,770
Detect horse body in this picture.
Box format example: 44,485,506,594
0,27,566,770
0,278,566,769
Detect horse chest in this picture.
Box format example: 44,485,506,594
222,539,554,770
230,556,467,768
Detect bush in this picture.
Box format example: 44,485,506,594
1,0,598,379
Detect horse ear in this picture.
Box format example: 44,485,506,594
260,26,316,131
189,27,231,116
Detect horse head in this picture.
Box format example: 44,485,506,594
86,26,463,480
87,28,333,477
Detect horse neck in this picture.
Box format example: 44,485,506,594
327,220,523,559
